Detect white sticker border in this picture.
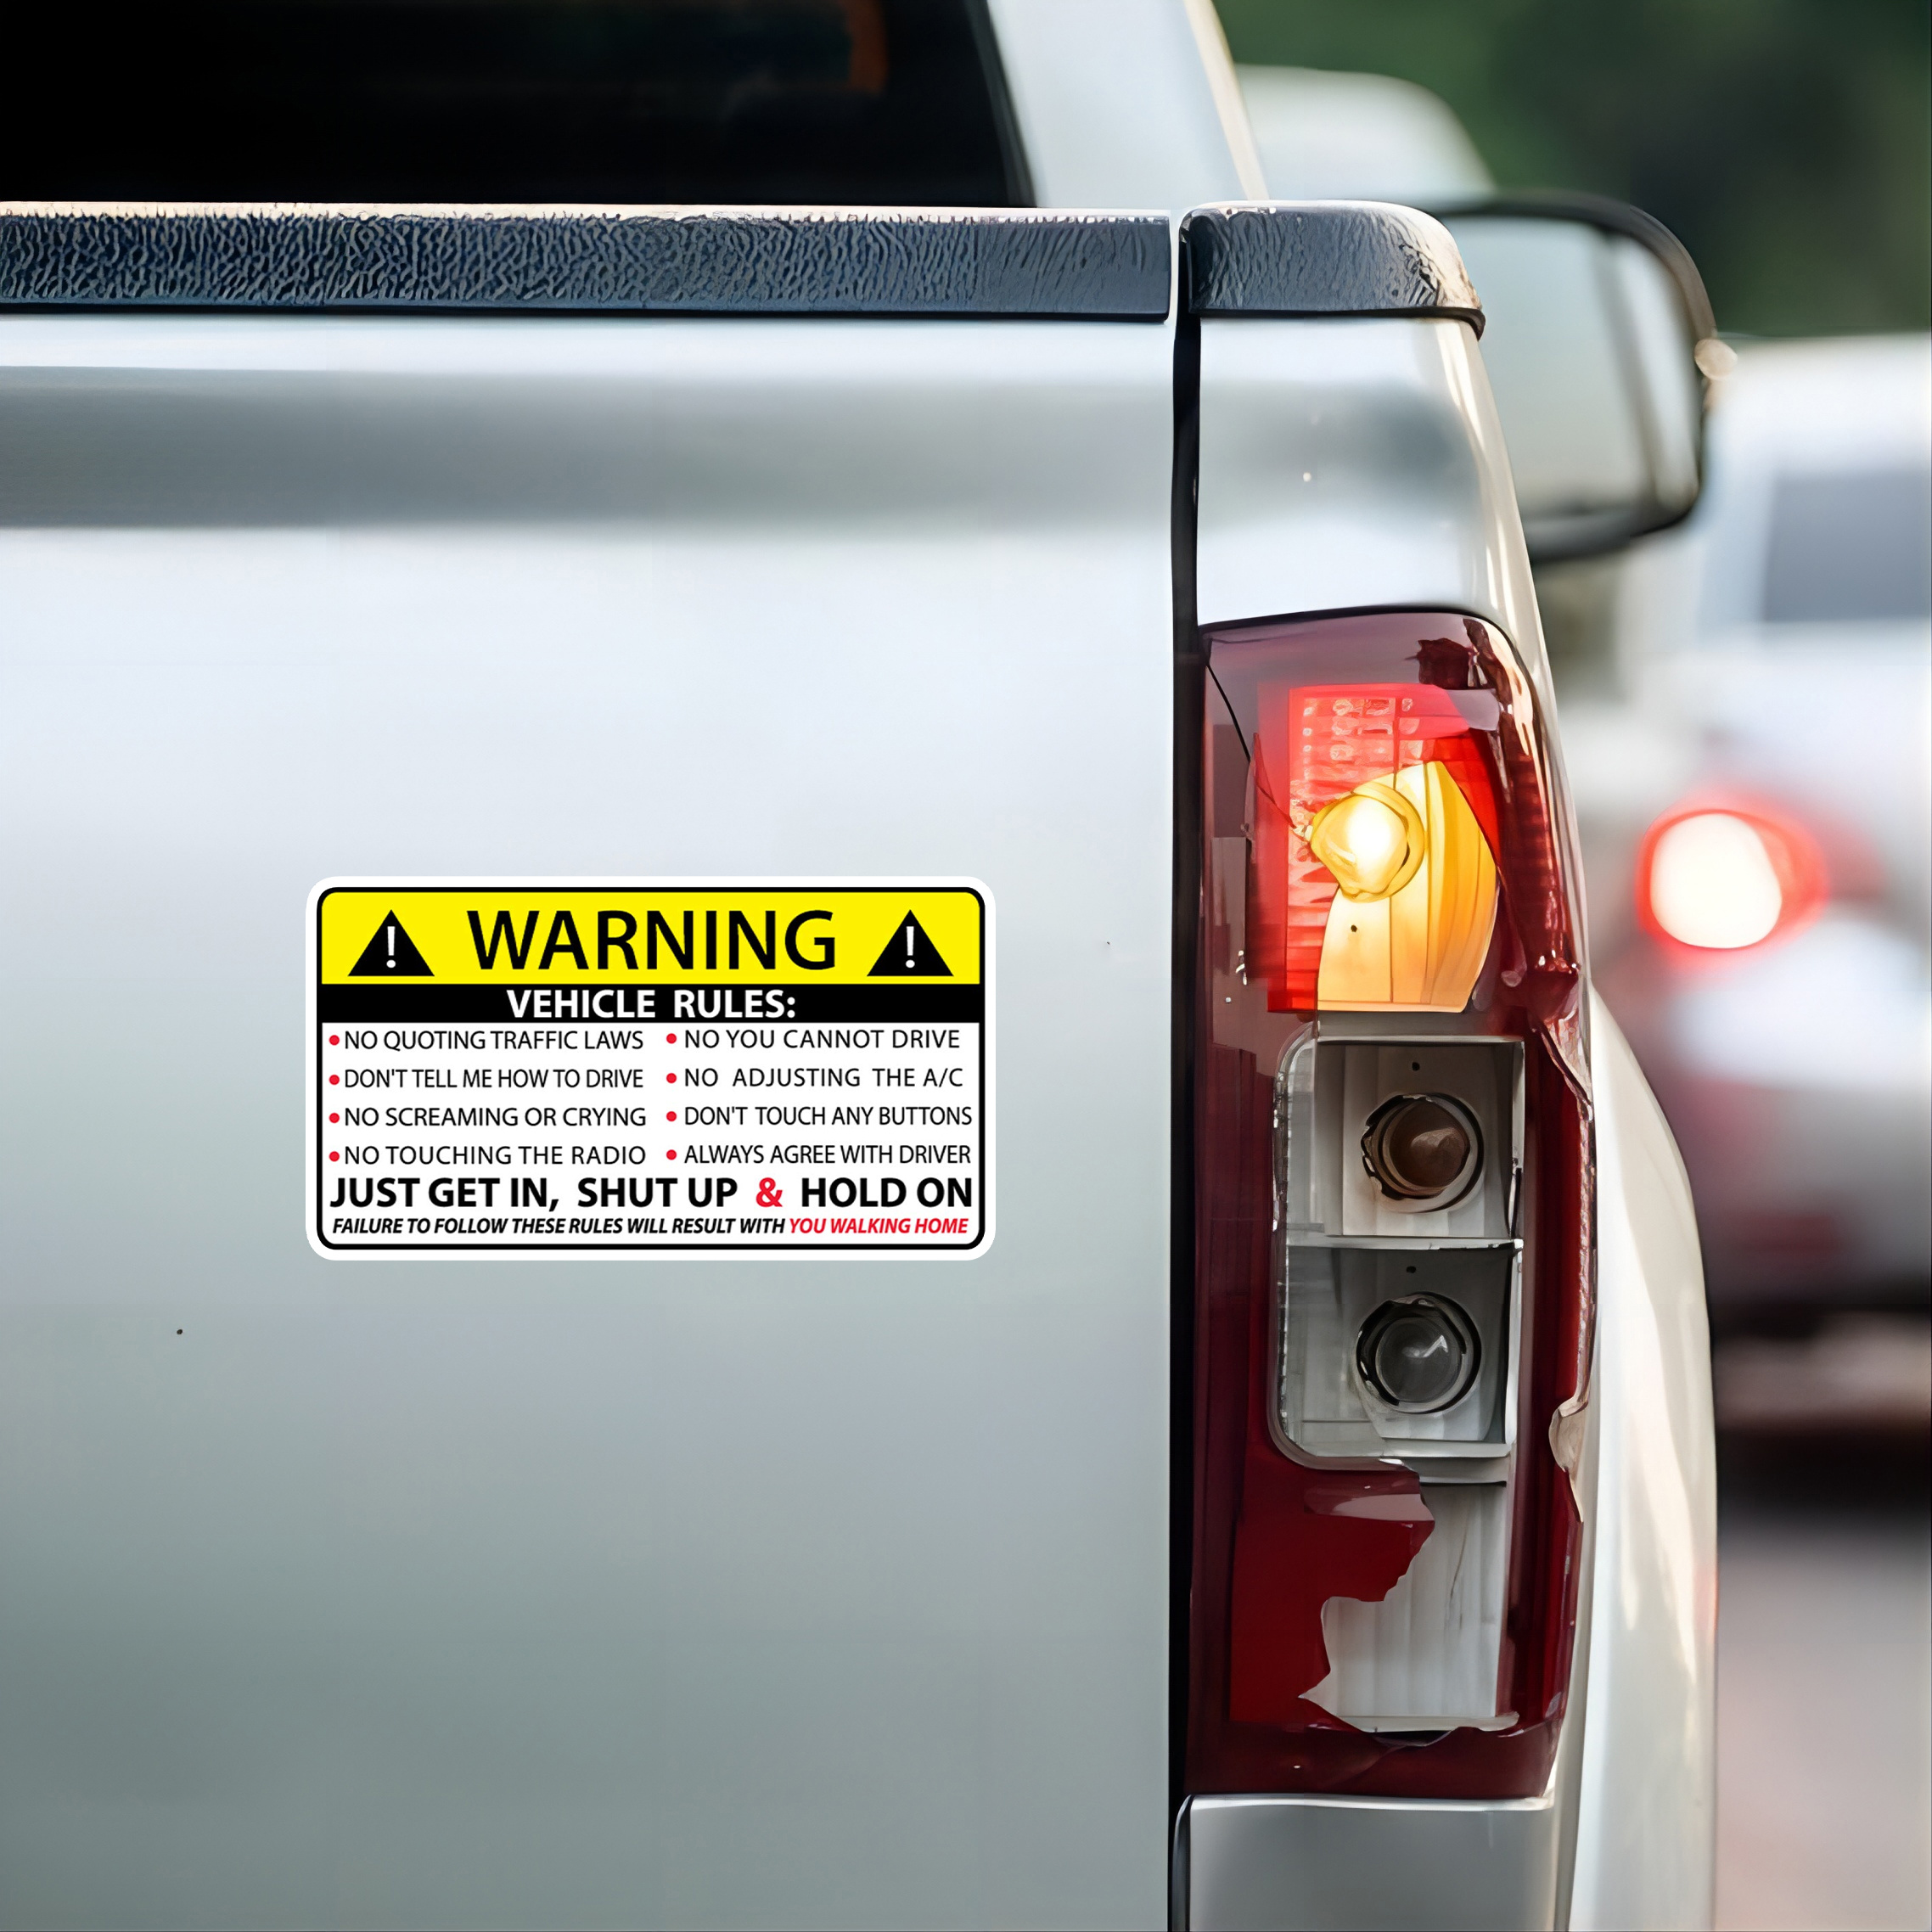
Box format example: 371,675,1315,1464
305,875,995,1262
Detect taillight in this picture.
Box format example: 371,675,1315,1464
1187,610,1591,1800
1636,801,1827,952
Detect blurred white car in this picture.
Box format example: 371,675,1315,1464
1236,63,1492,204
1581,336,1932,1321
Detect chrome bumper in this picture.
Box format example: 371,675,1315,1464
1178,1793,1559,1931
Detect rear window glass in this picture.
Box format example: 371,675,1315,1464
1761,468,1932,624
0,1,1028,207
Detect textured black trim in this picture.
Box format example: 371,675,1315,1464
0,205,1170,318
1183,201,1482,334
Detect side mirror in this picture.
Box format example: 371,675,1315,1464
1438,196,1719,563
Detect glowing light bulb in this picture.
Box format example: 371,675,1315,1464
1308,783,1424,901
1648,812,1783,949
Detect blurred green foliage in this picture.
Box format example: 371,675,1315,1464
1216,0,1931,337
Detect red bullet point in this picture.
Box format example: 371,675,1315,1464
666,1072,677,1083
329,1075,340,1085
666,1149,677,1160
329,1034,340,1045
666,1110,677,1121
329,1151,340,1162
329,1112,340,1124
666,1032,677,1042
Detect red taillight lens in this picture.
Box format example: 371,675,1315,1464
1636,801,1827,952
1188,611,1591,1800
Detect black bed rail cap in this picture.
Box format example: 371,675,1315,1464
0,204,1172,320
1183,201,1481,334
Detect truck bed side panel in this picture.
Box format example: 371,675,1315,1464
0,313,1176,1930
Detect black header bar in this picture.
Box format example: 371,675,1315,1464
319,982,985,1025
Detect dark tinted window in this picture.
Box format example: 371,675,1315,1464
0,1,1027,206
1762,468,1932,623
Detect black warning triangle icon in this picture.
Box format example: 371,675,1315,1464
348,910,435,977
868,910,952,979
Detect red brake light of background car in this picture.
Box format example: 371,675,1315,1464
1189,610,1592,1803
1636,801,1827,952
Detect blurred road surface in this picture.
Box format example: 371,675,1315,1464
1714,1317,1932,1931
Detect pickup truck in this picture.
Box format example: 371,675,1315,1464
0,3,1716,1928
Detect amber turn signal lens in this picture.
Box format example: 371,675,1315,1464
1362,1093,1481,1205
1310,761,1498,1013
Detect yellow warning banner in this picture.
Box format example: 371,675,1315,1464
318,885,983,986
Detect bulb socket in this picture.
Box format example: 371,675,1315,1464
1356,1294,1481,1413
1361,1092,1481,1208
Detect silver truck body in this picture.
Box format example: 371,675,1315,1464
0,8,1714,1927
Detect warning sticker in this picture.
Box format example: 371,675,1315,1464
307,881,990,1255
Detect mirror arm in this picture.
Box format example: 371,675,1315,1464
1435,190,1719,564
1427,190,1716,343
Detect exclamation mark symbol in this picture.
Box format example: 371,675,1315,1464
904,921,915,969
387,923,396,969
